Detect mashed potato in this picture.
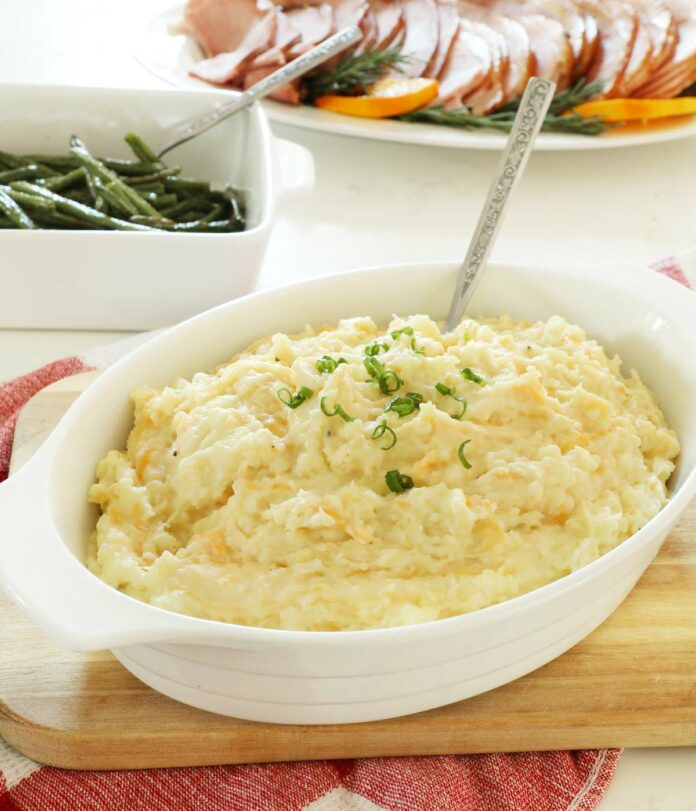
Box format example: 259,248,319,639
88,314,680,631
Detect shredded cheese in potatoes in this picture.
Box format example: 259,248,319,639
88,314,680,630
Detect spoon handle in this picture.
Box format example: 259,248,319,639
158,26,363,158
444,77,556,332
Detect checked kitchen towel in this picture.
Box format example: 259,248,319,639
0,251,694,811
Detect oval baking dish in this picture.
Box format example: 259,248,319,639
1,260,695,724
0,84,313,330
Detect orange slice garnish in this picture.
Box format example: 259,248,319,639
315,78,439,119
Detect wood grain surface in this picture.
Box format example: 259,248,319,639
1,371,695,770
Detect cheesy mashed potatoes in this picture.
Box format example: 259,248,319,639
88,314,680,631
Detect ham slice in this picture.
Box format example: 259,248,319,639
427,1,460,78
372,0,405,49
584,0,638,98
400,0,440,77
189,1,277,85
185,0,273,57
457,2,532,101
458,17,510,113
286,5,335,58
634,0,696,98
438,22,492,106
575,11,600,80
246,8,301,71
620,12,654,95
356,7,379,53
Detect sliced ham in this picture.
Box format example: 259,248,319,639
620,13,654,95
584,0,638,98
576,11,600,80
438,22,492,105
286,5,335,58
372,0,405,49
356,7,379,53
457,2,532,100
246,8,301,71
189,2,277,85
513,13,573,89
460,18,510,113
400,0,440,77
184,0,274,58
426,0,460,78
634,0,696,97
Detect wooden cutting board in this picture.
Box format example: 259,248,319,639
1,371,696,770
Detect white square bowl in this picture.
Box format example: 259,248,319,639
0,84,313,329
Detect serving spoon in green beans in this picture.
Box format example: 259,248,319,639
156,26,362,158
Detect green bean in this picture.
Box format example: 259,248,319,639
33,211,100,230
43,167,86,192
102,159,163,175
21,154,78,170
0,150,22,169
0,165,43,182
9,182,157,231
5,186,56,212
173,218,239,233
84,171,106,211
132,182,166,194
141,192,177,208
97,178,139,217
159,196,207,220
126,167,180,185
70,136,159,217
124,132,160,164
131,215,176,229
164,177,210,195
0,188,35,228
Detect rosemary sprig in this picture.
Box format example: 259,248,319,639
400,78,609,136
302,48,407,101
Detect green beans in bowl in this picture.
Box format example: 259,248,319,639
0,133,246,233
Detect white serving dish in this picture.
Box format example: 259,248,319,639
1,260,695,725
0,84,314,330
136,5,696,152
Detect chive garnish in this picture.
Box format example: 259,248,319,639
365,342,389,356
435,382,467,420
277,385,314,409
390,326,414,339
371,420,397,450
363,356,385,379
378,369,403,394
461,367,487,385
411,337,424,355
385,469,414,493
458,440,473,469
316,355,347,374
385,392,423,417
320,396,354,422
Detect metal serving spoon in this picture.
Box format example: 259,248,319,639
158,26,363,158
444,77,556,332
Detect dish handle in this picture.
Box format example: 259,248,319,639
0,460,247,651
273,137,315,201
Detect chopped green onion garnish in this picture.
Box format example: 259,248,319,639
277,385,314,409
435,382,467,420
385,392,423,417
390,326,414,339
461,367,487,385
458,439,472,469
365,342,389,356
316,355,347,374
320,396,354,422
378,369,403,394
363,356,386,379
411,337,424,355
371,420,397,450
385,469,414,493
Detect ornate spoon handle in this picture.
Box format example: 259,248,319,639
444,77,556,332
158,26,362,158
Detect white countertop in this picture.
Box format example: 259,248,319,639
1,0,696,805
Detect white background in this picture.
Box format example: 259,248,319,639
0,1,695,806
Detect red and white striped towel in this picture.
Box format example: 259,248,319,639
1,252,694,811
